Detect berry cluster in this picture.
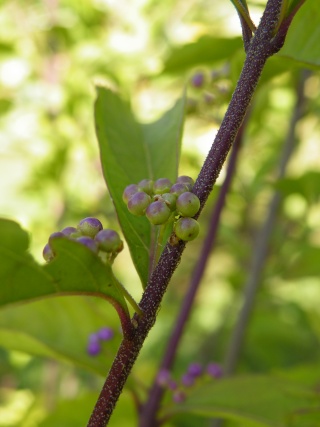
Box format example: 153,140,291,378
43,217,123,264
186,66,231,117
87,326,115,356
156,362,223,403
123,176,201,241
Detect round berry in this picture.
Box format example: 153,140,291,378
191,72,204,88
176,192,200,217
97,327,114,341
138,179,154,195
87,334,101,356
127,191,151,216
161,193,177,211
174,217,200,241
170,182,189,197
61,226,78,237
77,217,103,238
153,178,172,195
122,184,139,204
48,231,65,243
76,236,99,253
176,175,194,191
146,201,172,225
43,243,54,262
95,229,123,253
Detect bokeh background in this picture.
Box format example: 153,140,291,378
1,0,320,426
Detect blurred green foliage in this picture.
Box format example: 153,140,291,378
0,0,320,426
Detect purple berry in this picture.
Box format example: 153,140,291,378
48,231,65,243
76,236,98,253
176,175,194,191
61,226,78,237
156,369,171,387
97,327,114,341
170,183,189,197
174,217,200,241
176,192,200,217
95,229,123,253
122,184,139,204
153,178,172,195
191,72,204,88
181,373,195,387
87,340,101,356
77,217,103,238
145,200,172,225
168,379,178,390
172,389,186,403
127,191,151,216
138,179,154,195
207,363,223,379
187,362,202,377
42,243,54,262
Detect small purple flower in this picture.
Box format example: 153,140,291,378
156,369,171,387
191,72,204,88
187,362,202,377
207,363,223,379
172,389,186,403
181,373,195,387
97,327,114,341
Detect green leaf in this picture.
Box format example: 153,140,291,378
0,218,129,321
229,0,256,32
162,36,243,74
279,0,320,68
0,298,122,375
163,376,318,427
94,87,185,286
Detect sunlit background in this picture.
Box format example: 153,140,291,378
1,0,320,426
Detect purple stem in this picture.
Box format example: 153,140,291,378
87,1,301,425
139,113,249,427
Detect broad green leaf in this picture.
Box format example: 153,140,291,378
275,171,320,203
0,218,129,320
39,389,137,427
286,245,320,278
163,376,318,427
279,0,320,68
94,87,185,286
0,298,122,375
162,36,243,74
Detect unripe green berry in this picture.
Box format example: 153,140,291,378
153,178,172,195
122,184,139,204
170,182,189,197
146,201,172,225
77,236,99,253
174,217,200,241
77,217,103,238
95,229,123,253
138,179,154,195
127,191,151,216
176,192,200,217
161,193,177,211
176,175,194,191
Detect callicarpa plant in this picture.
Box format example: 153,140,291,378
1,0,320,426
